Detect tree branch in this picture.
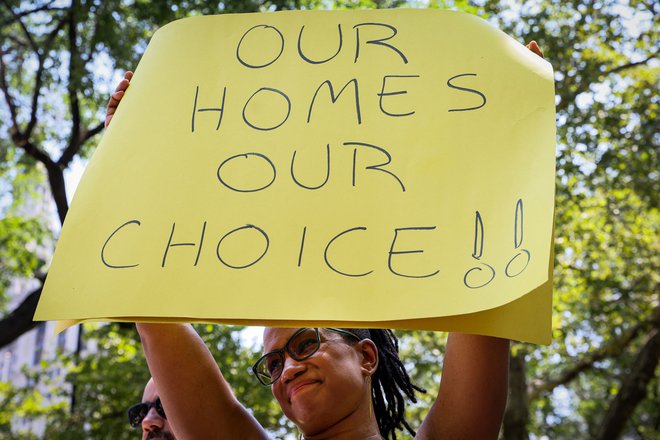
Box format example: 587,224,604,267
0,1,61,27
8,138,68,223
64,2,81,167
0,284,43,349
593,326,660,440
0,45,19,130
605,52,659,76
13,138,54,168
0,0,38,52
26,16,68,138
4,34,29,51
4,135,69,224
82,2,101,65
45,160,69,225
59,121,105,168
529,317,650,400
80,121,105,144
556,51,658,112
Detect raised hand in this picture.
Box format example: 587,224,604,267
104,71,133,129
525,40,545,59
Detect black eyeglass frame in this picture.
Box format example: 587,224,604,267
127,398,166,428
252,327,362,386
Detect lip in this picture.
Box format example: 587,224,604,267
287,379,321,401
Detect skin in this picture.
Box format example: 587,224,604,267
416,334,510,440
105,71,133,129
138,323,269,439
137,324,509,439
140,378,177,440
118,41,546,439
264,328,380,439
526,40,544,58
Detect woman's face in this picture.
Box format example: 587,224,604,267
262,328,375,435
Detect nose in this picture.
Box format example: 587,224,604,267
280,354,306,383
141,407,164,432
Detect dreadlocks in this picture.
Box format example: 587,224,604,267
342,328,426,440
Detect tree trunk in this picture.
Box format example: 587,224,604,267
593,327,660,440
503,348,529,440
0,285,42,348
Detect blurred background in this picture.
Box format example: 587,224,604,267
0,0,657,438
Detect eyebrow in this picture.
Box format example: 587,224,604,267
262,331,295,352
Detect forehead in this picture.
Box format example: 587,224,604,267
262,327,345,351
262,327,299,351
142,379,159,402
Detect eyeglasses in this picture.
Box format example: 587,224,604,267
127,398,166,428
252,328,361,386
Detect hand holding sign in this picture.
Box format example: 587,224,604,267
105,71,133,129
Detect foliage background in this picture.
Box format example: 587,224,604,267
0,0,657,438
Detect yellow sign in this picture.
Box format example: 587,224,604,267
35,9,556,344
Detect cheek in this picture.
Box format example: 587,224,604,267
272,383,300,424
323,349,362,381
271,381,287,407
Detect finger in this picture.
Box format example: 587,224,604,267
530,41,544,58
113,72,133,92
111,71,133,95
113,78,130,93
111,90,125,102
526,41,545,59
106,71,133,128
104,93,124,128
106,91,124,111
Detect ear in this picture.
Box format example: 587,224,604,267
357,339,379,376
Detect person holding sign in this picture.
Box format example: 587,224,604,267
136,324,509,439
106,40,544,439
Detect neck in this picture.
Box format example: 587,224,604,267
301,394,382,440
304,430,382,440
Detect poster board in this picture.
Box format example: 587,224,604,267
35,9,556,344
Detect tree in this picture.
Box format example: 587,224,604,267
0,0,331,347
0,1,318,437
1,0,658,438
476,0,659,438
1,324,288,438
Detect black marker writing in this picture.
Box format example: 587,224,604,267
298,24,343,64
191,86,227,132
162,221,207,268
378,75,420,117
463,211,495,288
217,153,277,193
297,226,307,267
242,87,291,131
101,220,141,269
514,198,523,248
291,143,331,190
505,198,531,277
345,141,406,192
472,211,484,260
236,24,284,69
388,227,439,278
353,23,408,64
307,79,361,124
324,226,373,277
447,73,486,112
216,224,270,269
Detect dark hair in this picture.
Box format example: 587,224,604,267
341,328,426,439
